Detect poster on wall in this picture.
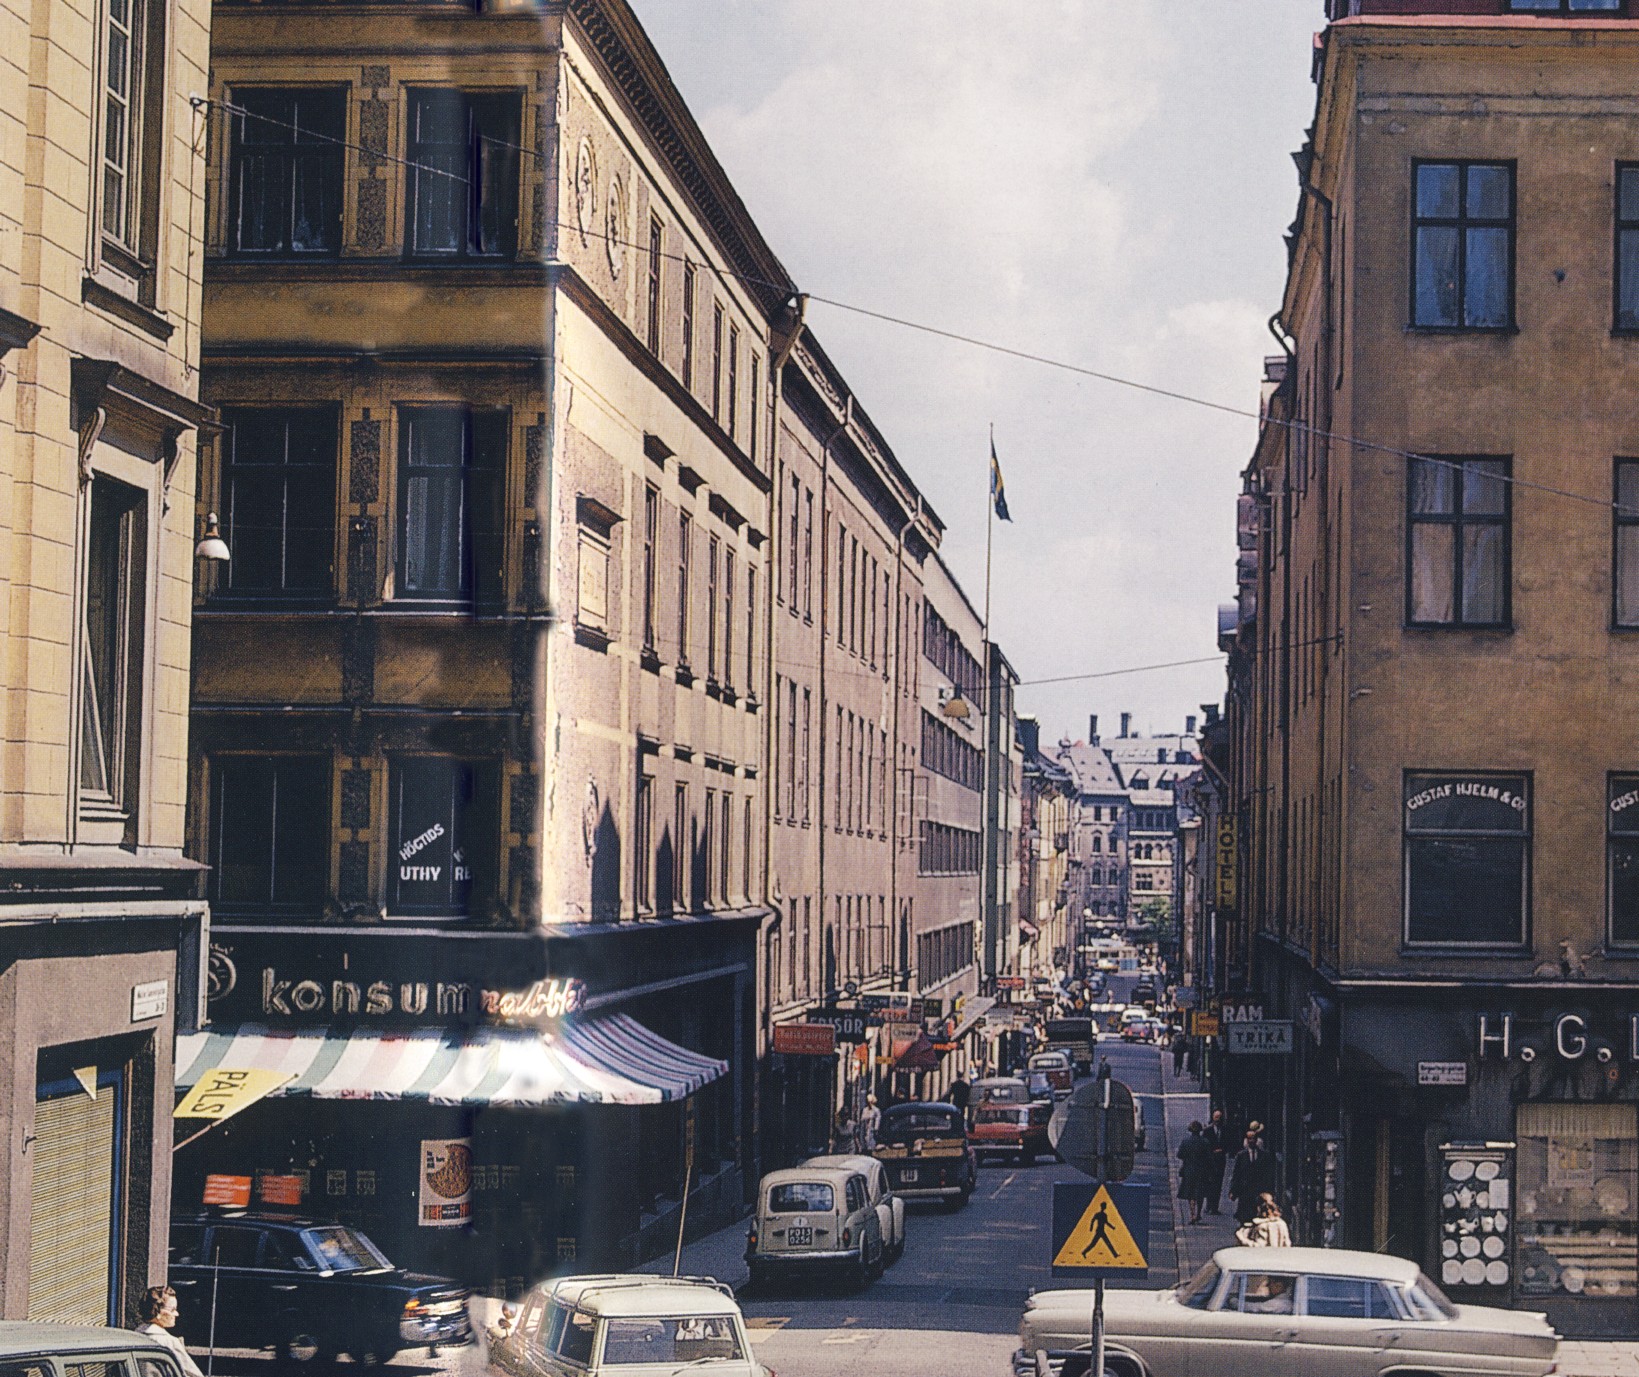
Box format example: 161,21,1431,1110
419,1138,474,1228
1437,1143,1513,1291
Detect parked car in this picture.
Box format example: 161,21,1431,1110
169,1212,472,1364
971,1076,1035,1109
1042,1017,1098,1074
489,1274,769,1377
1121,1017,1161,1043
0,1324,185,1377
802,1153,906,1263
744,1162,885,1288
1131,981,1157,1008
1013,1246,1559,1377
971,1098,1057,1165
872,1101,978,1207
1027,1050,1075,1097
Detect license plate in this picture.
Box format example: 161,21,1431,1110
900,1168,919,1183
788,1226,812,1246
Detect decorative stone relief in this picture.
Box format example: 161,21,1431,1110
349,418,381,503
338,841,371,903
509,771,537,835
346,515,377,604
573,137,596,243
340,768,372,830
356,178,386,252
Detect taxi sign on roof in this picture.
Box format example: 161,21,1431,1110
1050,1182,1149,1278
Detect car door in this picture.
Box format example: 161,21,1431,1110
259,1227,339,1349
865,1160,899,1252
1292,1274,1408,1377
1199,1270,1308,1377
190,1222,268,1348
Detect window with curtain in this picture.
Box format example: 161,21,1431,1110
1407,456,1510,628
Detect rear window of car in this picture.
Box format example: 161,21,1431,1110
1305,1275,1402,1319
601,1317,744,1366
769,1181,834,1213
974,1107,1026,1124
880,1109,963,1139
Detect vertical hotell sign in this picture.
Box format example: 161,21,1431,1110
1051,1182,1150,1279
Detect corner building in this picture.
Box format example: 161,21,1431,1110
1233,0,1639,1336
184,0,779,1291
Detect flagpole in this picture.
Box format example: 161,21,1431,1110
983,423,994,645
982,424,995,986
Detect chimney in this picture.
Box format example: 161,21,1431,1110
1203,703,1221,726
1185,714,1197,736
1089,714,1099,744
1119,712,1131,738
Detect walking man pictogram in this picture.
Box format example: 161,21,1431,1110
1080,1200,1116,1259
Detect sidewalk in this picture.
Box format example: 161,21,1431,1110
1154,1053,1639,1377
633,1204,752,1288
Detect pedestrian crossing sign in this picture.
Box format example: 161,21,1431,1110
1051,1181,1150,1278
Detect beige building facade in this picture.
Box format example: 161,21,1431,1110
0,0,213,1322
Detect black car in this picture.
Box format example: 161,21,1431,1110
871,1102,978,1207
169,1213,472,1364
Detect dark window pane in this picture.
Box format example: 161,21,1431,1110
1415,227,1460,326
1410,524,1454,623
389,758,495,917
1467,165,1511,219
208,1227,261,1269
230,90,343,256
1619,522,1639,626
212,756,328,913
1410,457,1456,514
214,757,275,906
220,409,336,597
1620,229,1639,330
271,760,329,907
1620,167,1639,223
1416,163,1459,218
1464,227,1511,326
1463,459,1508,516
1618,460,1639,513
407,90,519,259
1407,837,1524,945
1570,0,1621,9
1612,837,1639,944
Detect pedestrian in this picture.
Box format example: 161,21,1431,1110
834,1105,858,1154
1170,1027,1188,1075
1201,1109,1228,1215
135,1286,205,1377
1176,1120,1212,1224
859,1093,882,1151
947,1074,971,1113
1229,1129,1277,1225
1237,1193,1292,1248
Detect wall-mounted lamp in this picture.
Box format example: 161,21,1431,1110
195,513,230,562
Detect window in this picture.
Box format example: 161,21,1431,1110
79,478,146,816
1303,1276,1400,1320
677,511,692,665
749,356,761,464
387,757,497,919
803,490,815,618
99,0,161,266
646,217,663,354
711,302,724,421
720,791,732,900
396,407,507,605
1225,1274,1297,1315
703,790,717,906
228,90,345,256
1610,775,1639,946
682,262,697,389
727,324,740,441
218,408,337,597
1619,167,1639,331
1406,456,1510,627
801,688,812,823
745,565,757,693
1515,1103,1637,1304
723,549,736,691
641,485,658,654
1404,772,1530,947
706,536,720,683
672,783,688,914
1511,0,1621,10
406,89,520,259
210,756,329,915
635,772,653,913
1412,161,1513,329
1616,462,1639,628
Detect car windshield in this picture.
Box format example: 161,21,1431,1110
768,1182,833,1213
974,1107,1026,1125
600,1316,745,1365
974,1082,1030,1104
1407,1274,1460,1319
1175,1261,1220,1310
301,1226,392,1273
879,1108,963,1140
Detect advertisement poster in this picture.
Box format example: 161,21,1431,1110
419,1138,473,1228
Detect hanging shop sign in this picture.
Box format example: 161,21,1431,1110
1226,1020,1292,1056
202,1175,252,1208
773,1023,837,1057
1215,816,1237,909
259,1174,305,1207
805,1007,868,1043
419,1138,474,1229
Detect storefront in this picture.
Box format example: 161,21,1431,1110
174,922,756,1296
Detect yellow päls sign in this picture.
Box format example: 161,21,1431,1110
174,1068,295,1122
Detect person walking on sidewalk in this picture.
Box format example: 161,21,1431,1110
1170,1028,1188,1075
1177,1121,1212,1225
1229,1129,1277,1224
1201,1109,1228,1215
834,1105,859,1154
1237,1193,1292,1248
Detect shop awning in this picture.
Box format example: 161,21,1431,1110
948,996,997,1043
1018,920,1040,943
887,1030,940,1071
174,1015,726,1107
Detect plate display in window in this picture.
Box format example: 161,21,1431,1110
1485,1261,1509,1285
1476,1160,1499,1182
1449,1159,1476,1182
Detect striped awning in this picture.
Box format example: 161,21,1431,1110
174,1014,726,1107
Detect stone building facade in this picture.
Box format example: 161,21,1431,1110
0,0,213,1322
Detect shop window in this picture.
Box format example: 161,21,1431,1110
405,89,520,260
396,406,508,606
1403,773,1529,948
387,756,498,919
1511,0,1621,10
79,477,146,821
227,89,345,256
1516,1103,1637,1302
217,408,337,599
1612,775,1639,945
210,755,330,916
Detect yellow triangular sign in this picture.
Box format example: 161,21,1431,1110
72,1066,98,1100
1052,1186,1147,1269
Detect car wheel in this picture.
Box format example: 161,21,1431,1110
1100,1355,1143,1377
277,1327,326,1366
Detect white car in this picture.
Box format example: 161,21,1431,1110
488,1274,768,1377
802,1153,906,1264
745,1162,886,1289
1015,1246,1558,1377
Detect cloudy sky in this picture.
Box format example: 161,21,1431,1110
628,1,1323,746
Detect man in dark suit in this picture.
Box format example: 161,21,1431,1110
1200,1109,1228,1215
1229,1129,1277,1225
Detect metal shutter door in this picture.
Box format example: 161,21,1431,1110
27,1086,117,1323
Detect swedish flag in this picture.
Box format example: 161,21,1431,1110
990,438,1012,522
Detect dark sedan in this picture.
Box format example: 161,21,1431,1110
170,1213,472,1364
